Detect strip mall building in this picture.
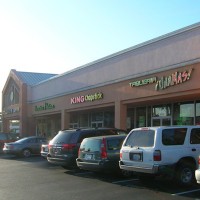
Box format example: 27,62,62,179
2,23,200,138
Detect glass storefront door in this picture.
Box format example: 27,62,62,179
91,122,103,128
152,117,171,126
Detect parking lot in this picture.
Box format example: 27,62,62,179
0,154,200,200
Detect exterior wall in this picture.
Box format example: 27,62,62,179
29,24,200,103
29,63,199,133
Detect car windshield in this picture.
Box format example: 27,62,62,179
124,130,155,147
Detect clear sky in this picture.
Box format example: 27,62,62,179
0,0,200,111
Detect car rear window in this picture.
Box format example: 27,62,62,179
51,130,76,144
162,128,187,145
124,130,155,147
80,138,101,152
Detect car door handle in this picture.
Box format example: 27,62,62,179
192,148,196,151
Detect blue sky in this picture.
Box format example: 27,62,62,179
0,0,200,110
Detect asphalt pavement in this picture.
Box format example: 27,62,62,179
0,154,200,200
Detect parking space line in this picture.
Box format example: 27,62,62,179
112,178,139,184
171,188,200,196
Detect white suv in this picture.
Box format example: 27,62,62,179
119,126,200,186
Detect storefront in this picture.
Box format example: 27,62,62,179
2,23,200,137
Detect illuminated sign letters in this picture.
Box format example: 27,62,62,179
155,69,192,90
35,102,55,112
129,77,157,87
129,68,193,91
71,92,103,104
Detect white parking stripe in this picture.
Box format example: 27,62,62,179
112,178,139,184
171,188,200,196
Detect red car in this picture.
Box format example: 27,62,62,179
0,132,19,153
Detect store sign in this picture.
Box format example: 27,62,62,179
155,68,193,90
4,106,20,114
129,77,157,87
35,102,55,112
129,68,193,91
71,92,103,104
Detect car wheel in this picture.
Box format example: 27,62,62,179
175,162,195,186
22,149,31,158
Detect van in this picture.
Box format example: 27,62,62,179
119,126,200,186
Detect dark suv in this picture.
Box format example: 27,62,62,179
76,135,126,173
47,128,127,168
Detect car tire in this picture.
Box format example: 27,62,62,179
175,162,195,186
22,149,31,158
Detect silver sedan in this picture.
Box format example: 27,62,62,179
3,136,47,158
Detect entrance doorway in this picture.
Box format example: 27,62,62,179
152,117,171,126
91,121,103,128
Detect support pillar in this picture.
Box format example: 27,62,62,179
61,110,70,130
115,101,127,130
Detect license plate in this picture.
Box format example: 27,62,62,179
53,148,61,154
84,154,93,160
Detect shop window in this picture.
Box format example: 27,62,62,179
136,107,146,128
70,113,79,124
127,108,135,131
3,80,20,107
173,102,194,125
79,113,89,128
147,106,151,126
152,104,171,117
104,111,114,128
91,112,103,121
196,101,200,125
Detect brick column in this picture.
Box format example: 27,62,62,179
115,101,127,130
61,110,70,130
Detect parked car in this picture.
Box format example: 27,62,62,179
76,135,126,174
47,128,127,169
41,143,49,159
3,136,47,157
119,126,200,186
0,132,19,153
195,156,200,184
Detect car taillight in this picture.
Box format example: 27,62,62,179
78,148,81,157
153,150,161,161
101,138,107,159
198,156,200,165
6,144,14,150
120,152,122,159
48,144,53,149
62,144,76,150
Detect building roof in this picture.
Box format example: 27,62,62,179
14,70,57,86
